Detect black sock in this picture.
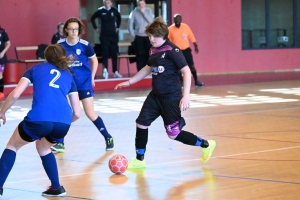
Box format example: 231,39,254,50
175,130,208,148
0,79,4,93
135,127,148,161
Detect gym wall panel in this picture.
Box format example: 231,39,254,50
171,0,300,74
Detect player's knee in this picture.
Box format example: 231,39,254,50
165,118,186,139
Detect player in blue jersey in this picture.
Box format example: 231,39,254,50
56,17,114,152
115,17,216,169
0,44,81,197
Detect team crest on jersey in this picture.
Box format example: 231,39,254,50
182,34,187,39
175,48,179,52
76,49,81,55
158,66,165,73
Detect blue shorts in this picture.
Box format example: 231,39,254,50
78,89,94,100
18,118,70,143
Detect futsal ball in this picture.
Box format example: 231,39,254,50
108,154,128,174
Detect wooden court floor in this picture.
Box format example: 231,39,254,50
1,78,300,199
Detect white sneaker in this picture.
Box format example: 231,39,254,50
114,71,123,78
102,68,108,79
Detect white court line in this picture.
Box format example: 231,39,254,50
6,145,300,185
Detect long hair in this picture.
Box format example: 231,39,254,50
63,17,85,37
44,44,72,72
145,17,169,39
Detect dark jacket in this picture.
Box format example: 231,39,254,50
91,6,121,36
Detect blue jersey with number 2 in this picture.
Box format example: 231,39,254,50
22,62,78,125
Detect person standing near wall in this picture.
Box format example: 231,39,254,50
91,0,122,79
168,14,204,87
51,22,65,44
0,25,11,102
128,0,153,72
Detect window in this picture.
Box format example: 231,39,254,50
242,0,300,49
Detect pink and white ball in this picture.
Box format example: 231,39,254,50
108,154,128,174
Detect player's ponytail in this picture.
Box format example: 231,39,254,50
44,44,73,72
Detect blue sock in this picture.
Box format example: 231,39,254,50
0,149,16,187
195,136,203,146
41,153,60,189
93,116,111,139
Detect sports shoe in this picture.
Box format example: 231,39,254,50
51,143,65,153
201,140,216,163
0,187,3,197
128,158,146,169
105,137,114,151
195,81,205,87
42,186,66,197
113,71,123,78
102,68,108,79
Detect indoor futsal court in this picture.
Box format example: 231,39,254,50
1,73,300,199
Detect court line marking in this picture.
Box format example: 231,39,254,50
5,145,300,185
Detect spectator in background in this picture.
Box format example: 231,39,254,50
0,25,11,102
168,14,204,87
91,0,122,79
128,0,153,71
51,22,65,44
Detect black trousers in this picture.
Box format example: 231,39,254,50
100,34,119,73
134,36,152,71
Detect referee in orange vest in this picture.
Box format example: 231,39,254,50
168,14,204,87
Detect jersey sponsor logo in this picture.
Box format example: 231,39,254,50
70,60,83,67
76,49,81,55
158,66,165,73
161,53,165,58
151,66,165,75
175,48,180,52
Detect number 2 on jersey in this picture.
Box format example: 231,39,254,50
49,69,61,88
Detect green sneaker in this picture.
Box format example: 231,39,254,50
201,140,216,163
51,143,65,153
128,158,146,169
105,137,114,151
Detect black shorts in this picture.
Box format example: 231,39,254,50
18,119,70,143
182,48,194,66
136,91,182,126
78,89,94,100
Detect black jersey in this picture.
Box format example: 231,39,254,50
147,40,188,98
91,6,121,36
0,28,9,64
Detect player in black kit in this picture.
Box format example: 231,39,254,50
114,17,216,169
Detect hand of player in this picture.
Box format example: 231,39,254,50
91,79,95,88
0,52,4,59
114,81,131,90
179,96,190,111
140,7,145,13
0,112,6,127
194,46,199,54
96,28,101,35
